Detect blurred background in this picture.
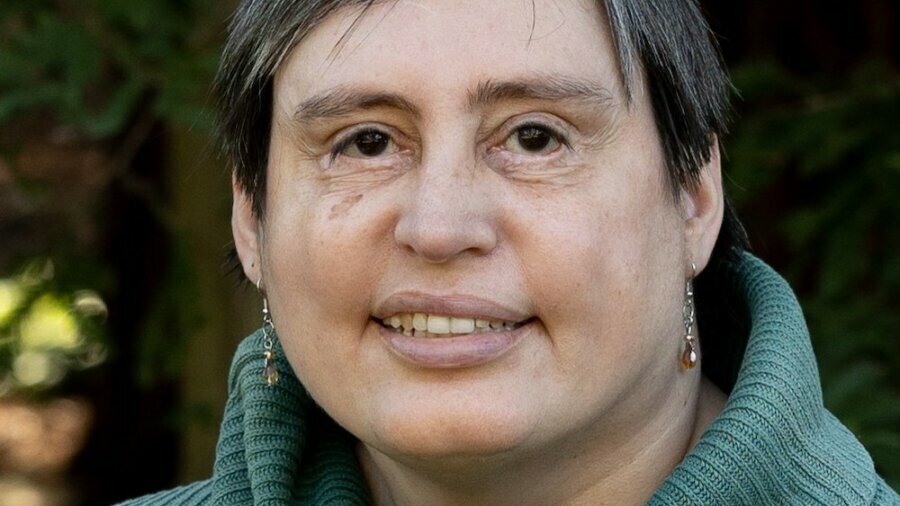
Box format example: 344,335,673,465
0,1,897,504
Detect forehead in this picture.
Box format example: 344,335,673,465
273,0,624,107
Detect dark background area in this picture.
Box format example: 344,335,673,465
0,1,897,504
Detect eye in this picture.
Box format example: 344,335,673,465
503,124,562,155
333,128,396,159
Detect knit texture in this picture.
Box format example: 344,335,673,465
120,254,898,505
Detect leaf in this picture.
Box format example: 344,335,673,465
82,79,145,139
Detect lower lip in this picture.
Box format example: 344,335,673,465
377,322,532,368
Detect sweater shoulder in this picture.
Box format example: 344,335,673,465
114,479,213,505
873,476,900,505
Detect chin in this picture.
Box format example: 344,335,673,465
362,396,539,461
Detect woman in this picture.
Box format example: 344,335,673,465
124,0,898,504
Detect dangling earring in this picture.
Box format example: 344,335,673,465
681,262,698,370
257,278,279,386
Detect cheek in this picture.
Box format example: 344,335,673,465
510,171,684,370
263,142,395,319
261,181,396,395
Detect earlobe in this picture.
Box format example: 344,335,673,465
683,141,725,274
231,175,263,282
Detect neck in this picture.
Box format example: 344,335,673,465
358,373,726,506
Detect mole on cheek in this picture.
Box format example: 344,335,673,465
328,194,364,219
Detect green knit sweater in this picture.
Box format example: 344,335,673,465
121,255,899,505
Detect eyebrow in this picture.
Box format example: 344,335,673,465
293,88,420,123
467,75,615,111
292,75,615,123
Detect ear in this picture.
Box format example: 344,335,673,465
232,175,263,284
682,141,725,274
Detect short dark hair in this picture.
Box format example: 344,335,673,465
603,1,747,257
216,0,750,342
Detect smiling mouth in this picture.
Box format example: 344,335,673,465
376,313,533,337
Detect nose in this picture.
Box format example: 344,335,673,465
394,153,498,263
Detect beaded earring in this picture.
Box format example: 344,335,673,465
257,278,279,386
681,263,698,370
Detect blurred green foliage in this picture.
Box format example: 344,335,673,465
0,259,108,393
0,0,221,137
727,61,900,486
0,0,228,395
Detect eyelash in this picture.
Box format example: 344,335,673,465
329,127,382,161
329,136,353,161
509,121,571,150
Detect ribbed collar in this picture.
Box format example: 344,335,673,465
648,254,880,504
209,332,368,504
209,254,884,504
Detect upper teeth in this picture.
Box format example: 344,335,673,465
383,313,517,336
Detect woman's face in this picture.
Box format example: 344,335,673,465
236,0,720,465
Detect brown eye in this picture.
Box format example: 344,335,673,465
338,129,395,158
504,124,562,155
